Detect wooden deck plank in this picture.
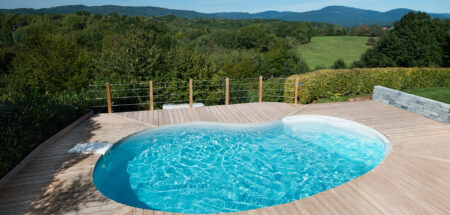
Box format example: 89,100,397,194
158,108,164,126
208,106,223,122
209,105,227,123
247,103,274,122
153,109,159,125
187,107,201,123
236,103,264,123
1,101,449,215
180,107,192,123
162,108,170,125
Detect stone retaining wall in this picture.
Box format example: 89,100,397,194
373,86,450,124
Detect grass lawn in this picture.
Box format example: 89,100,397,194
297,36,371,69
405,87,450,104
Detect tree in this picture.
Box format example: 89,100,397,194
332,59,347,69
355,24,369,36
66,14,87,30
235,25,273,51
11,27,90,93
222,60,257,79
95,28,174,82
432,18,450,67
368,24,385,37
262,39,309,77
355,12,447,68
276,22,313,44
366,37,377,46
352,48,395,68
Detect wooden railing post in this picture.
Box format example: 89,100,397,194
149,81,154,111
294,77,299,105
225,77,229,105
259,76,263,103
106,82,112,113
189,79,193,108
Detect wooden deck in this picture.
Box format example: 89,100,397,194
0,101,449,215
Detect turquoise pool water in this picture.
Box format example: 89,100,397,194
93,115,389,214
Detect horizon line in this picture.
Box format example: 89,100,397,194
0,4,448,15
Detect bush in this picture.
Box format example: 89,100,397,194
366,37,377,46
332,58,347,69
284,68,450,104
0,90,90,177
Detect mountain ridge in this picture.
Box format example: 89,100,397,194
0,5,448,26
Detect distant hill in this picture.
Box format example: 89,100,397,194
213,11,295,20
0,5,448,27
0,5,216,19
277,6,411,26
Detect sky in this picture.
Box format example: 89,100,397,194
0,0,449,13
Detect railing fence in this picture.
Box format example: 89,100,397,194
89,76,302,113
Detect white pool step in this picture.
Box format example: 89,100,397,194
68,142,112,155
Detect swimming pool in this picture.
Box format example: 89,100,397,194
93,115,390,214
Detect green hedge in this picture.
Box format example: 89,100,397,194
284,68,450,104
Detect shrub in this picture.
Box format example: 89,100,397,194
366,37,377,46
284,68,450,104
332,58,347,69
0,90,90,177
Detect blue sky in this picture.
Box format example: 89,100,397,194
0,0,449,13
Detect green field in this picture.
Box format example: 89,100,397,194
406,87,450,104
297,36,371,69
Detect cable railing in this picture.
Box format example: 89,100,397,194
89,76,303,113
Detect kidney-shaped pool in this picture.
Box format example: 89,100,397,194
93,115,390,214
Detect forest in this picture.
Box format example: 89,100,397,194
0,11,449,177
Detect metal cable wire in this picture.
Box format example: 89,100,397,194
264,83,292,86
229,82,258,84
229,89,253,93
110,88,149,92
196,98,225,102
154,100,190,104
193,79,224,82
229,78,259,81
91,105,108,108
88,90,107,93
111,95,149,100
264,89,285,92
154,93,189,98
268,77,289,79
264,95,290,98
153,86,190,90
193,84,225,88
194,91,225,95
107,103,149,107
154,80,188,84
109,82,149,86
231,96,251,100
